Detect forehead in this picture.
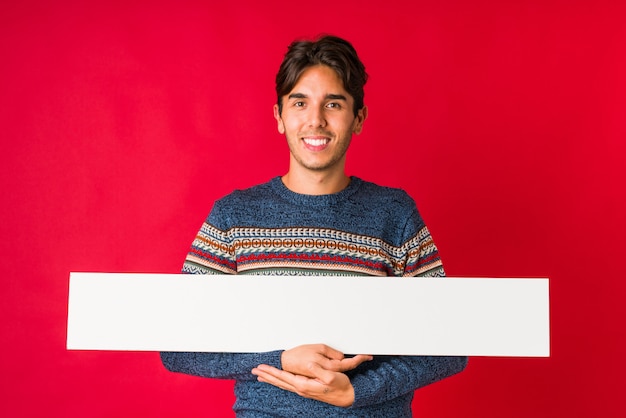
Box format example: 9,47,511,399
289,65,350,96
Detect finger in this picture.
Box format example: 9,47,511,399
252,366,298,392
252,364,291,380
339,354,374,370
321,354,373,372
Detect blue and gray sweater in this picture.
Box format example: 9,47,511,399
161,176,467,417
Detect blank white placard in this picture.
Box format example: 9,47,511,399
66,272,549,356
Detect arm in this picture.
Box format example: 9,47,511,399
340,204,467,406
349,355,467,408
162,345,371,384
161,208,267,380
161,350,283,381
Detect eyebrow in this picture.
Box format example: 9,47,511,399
287,93,348,101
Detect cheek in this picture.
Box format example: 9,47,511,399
282,117,300,134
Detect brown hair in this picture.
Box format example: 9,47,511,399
275,35,368,116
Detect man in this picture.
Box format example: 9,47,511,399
161,35,467,417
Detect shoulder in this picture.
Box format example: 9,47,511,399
348,178,427,243
216,178,275,207
353,178,418,212
207,178,279,229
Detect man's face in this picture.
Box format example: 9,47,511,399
273,65,367,176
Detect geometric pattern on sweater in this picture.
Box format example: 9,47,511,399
183,223,444,277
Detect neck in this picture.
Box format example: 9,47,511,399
281,170,350,195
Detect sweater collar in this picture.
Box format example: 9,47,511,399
270,176,362,206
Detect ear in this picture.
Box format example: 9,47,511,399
273,104,285,134
352,106,368,135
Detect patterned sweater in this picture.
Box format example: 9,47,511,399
161,176,467,417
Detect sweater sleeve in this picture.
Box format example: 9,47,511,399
159,206,285,381
350,355,467,408
160,350,283,381
347,200,467,407
400,203,445,277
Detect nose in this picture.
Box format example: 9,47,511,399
307,105,327,128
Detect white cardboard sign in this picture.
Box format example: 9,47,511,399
66,273,549,356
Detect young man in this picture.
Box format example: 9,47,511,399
161,35,467,417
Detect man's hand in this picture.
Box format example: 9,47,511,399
251,362,355,407
251,344,372,407
280,344,372,377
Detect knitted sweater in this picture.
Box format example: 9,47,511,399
161,176,467,417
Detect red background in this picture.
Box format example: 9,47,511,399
1,1,625,417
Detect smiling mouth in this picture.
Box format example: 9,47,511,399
302,137,330,147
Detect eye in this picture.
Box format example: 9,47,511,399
294,101,305,107
326,102,341,109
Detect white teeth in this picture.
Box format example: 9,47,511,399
303,138,329,146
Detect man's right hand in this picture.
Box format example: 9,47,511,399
280,344,372,377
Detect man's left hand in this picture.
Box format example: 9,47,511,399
251,362,355,408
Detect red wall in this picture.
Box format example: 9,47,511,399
1,1,624,417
